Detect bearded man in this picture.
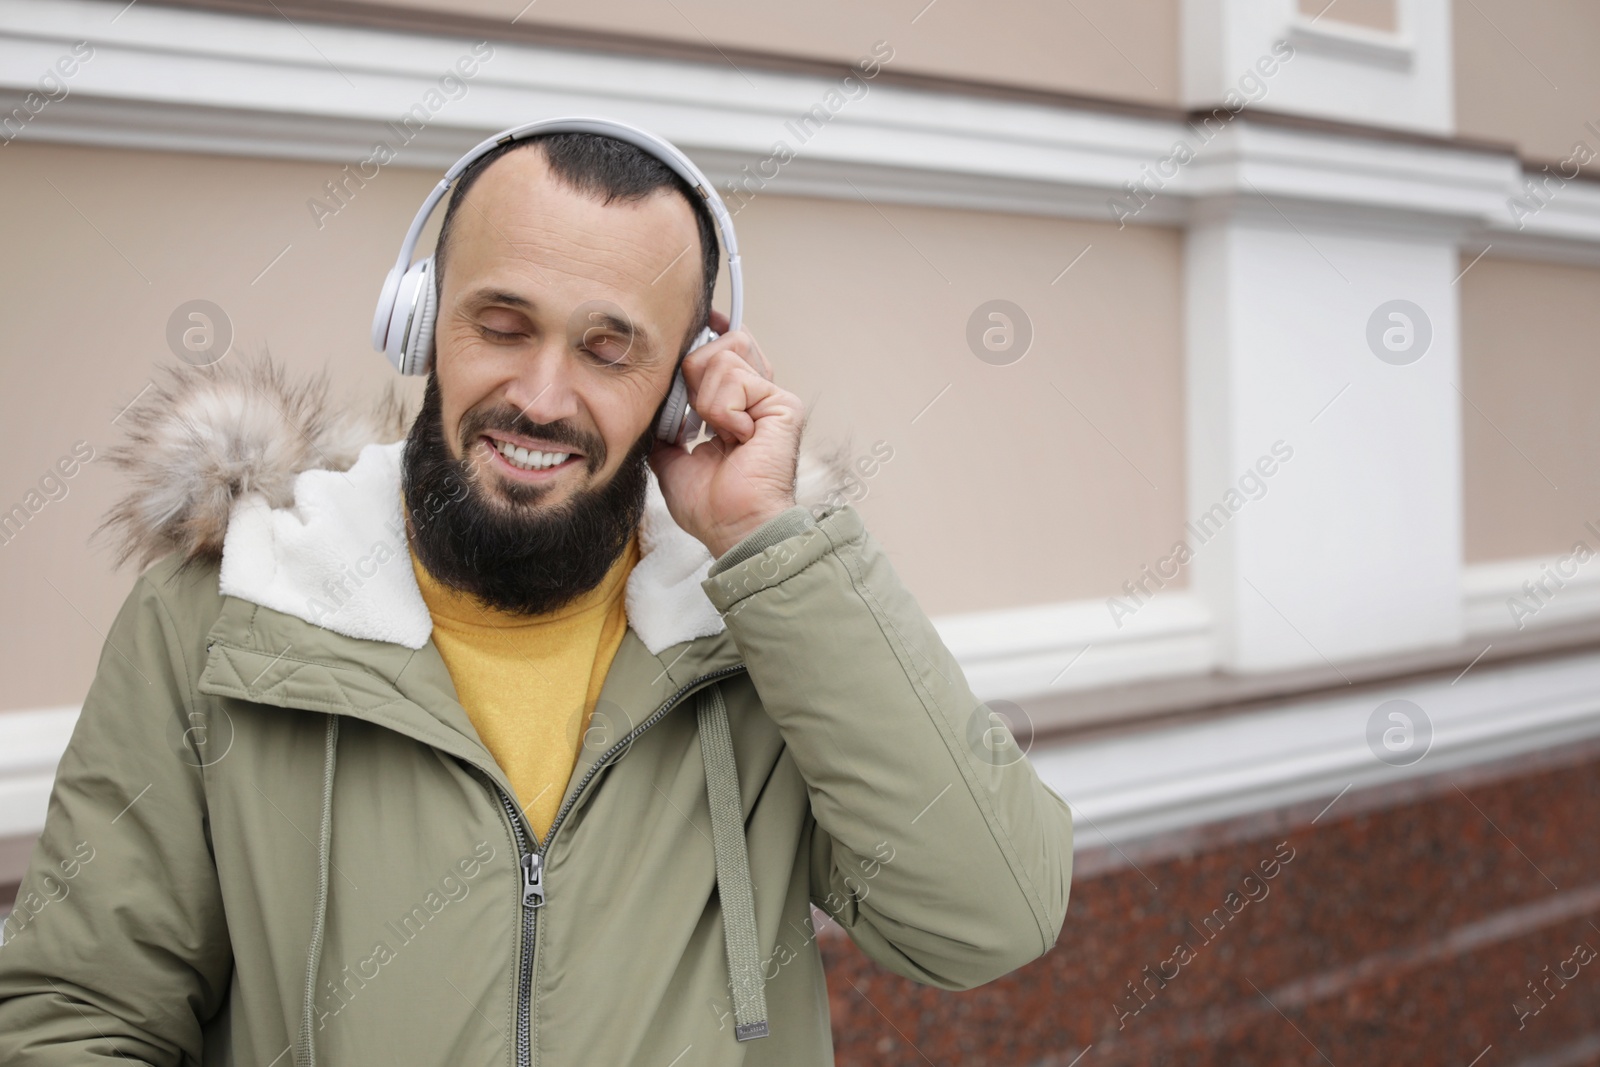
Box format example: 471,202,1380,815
0,131,1074,1067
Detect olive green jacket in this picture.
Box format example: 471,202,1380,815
0,433,1073,1066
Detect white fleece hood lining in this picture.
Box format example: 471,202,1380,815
218,440,727,655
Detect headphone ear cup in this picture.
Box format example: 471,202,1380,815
406,259,438,376
386,258,435,375
655,327,717,445
678,395,705,446
372,265,404,352
656,367,693,445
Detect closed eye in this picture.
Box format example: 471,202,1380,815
579,337,633,367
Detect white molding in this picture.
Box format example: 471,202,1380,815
1465,549,1600,637
1183,121,1513,232
1476,169,1600,268
1031,647,1600,848
0,0,1182,207
1284,16,1414,71
0,0,1597,267
940,553,1600,703
933,593,1214,701
0,706,77,841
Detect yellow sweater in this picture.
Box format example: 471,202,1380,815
409,532,640,841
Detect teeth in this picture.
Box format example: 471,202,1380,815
495,440,571,471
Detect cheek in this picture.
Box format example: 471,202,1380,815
592,367,674,451
434,382,480,457
595,395,649,457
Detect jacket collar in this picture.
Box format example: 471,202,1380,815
216,439,729,656
198,583,745,806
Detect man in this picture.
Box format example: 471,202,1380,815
0,132,1073,1065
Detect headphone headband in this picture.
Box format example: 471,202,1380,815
371,115,743,364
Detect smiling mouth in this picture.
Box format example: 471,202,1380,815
479,434,585,479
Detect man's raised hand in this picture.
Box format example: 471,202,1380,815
649,309,804,559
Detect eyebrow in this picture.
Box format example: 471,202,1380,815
466,287,657,358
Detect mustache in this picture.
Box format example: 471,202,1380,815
457,403,606,475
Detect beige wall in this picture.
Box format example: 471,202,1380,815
729,196,1187,617
1454,0,1600,169
374,0,1181,106
1460,254,1600,563
0,140,1186,711
0,141,429,711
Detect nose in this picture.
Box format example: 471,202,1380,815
503,336,582,427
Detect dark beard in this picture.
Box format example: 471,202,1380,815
401,371,653,616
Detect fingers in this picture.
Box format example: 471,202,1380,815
682,345,788,445
692,351,762,441
678,320,784,444
693,319,772,381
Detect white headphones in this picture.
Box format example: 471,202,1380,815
370,115,744,447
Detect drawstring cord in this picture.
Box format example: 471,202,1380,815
298,714,340,1067
697,683,769,1041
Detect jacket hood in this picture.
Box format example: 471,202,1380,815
97,351,853,654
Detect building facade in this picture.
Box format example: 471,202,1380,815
2,0,1599,1062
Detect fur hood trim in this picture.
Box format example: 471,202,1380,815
96,354,413,572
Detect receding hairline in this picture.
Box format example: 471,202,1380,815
440,142,693,257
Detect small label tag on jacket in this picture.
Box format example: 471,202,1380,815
735,1021,769,1041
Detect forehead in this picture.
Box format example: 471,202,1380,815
443,145,703,320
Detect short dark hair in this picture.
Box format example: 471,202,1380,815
432,132,719,358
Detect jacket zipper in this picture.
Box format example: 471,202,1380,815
488,783,538,1067
475,662,748,1067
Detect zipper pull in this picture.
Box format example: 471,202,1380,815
521,852,545,909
